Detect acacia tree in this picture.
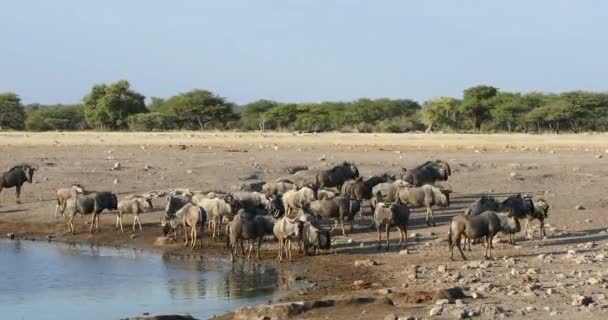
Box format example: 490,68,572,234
422,97,461,132
83,80,146,130
240,99,279,131
0,93,26,130
460,85,498,132
161,89,234,130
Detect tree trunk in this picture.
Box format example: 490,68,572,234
507,122,512,133
474,114,482,133
425,123,433,133
197,116,205,131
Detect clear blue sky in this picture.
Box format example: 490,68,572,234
1,0,607,105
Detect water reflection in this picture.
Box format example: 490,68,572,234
0,240,293,320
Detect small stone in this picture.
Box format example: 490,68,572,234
354,259,377,267
546,288,556,295
113,178,119,184
526,306,535,312
586,278,601,285
436,299,450,305
549,311,558,316
144,165,152,170
596,154,603,159
429,306,443,316
471,292,482,299
384,314,398,320
455,299,464,306
6,233,15,239
571,294,593,306
378,288,393,295
319,155,326,161
112,162,121,170
187,170,193,174
438,265,447,273
575,205,585,210
399,249,409,255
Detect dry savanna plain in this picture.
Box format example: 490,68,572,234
1,132,608,320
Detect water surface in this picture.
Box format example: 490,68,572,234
0,239,292,320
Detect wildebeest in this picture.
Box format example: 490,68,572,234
403,160,451,187
226,191,273,213
65,191,118,234
448,209,521,260
164,194,192,216
302,222,331,255
226,209,276,261
282,187,316,219
395,184,451,226
371,179,409,207
273,216,303,262
317,187,339,200
165,203,206,249
116,194,154,232
342,174,392,201
0,163,39,204
261,181,297,197
55,184,85,218
316,162,359,190
499,194,531,244
524,198,550,239
464,194,501,216
373,202,410,251
308,196,354,235
193,196,233,240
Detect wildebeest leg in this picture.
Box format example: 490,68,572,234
90,213,96,233
135,213,143,231
486,235,494,260
340,217,346,236
15,185,22,204
376,225,382,250
240,240,245,255
539,218,545,238
385,224,390,251
425,207,432,226
191,224,198,249
287,239,293,262
523,218,531,239
256,237,262,259
277,237,283,262
183,224,190,247
67,212,75,234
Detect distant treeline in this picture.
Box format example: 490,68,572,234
2,80,608,133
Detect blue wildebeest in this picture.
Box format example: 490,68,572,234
373,202,410,251
0,163,39,204
403,160,451,187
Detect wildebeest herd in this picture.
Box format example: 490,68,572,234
1,160,549,262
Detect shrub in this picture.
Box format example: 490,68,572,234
127,113,177,131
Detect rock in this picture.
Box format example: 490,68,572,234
452,309,468,319
596,154,603,159
438,265,447,273
144,165,152,170
471,292,482,299
186,170,193,174
352,280,370,288
112,162,121,170
319,155,326,161
571,294,593,306
586,278,602,285
354,259,378,267
435,299,450,305
6,233,15,240
384,314,398,320
130,234,138,239
575,205,585,210
378,288,393,295
233,300,335,320
284,165,308,174
113,178,119,184
429,306,443,316
399,249,409,255
434,287,467,302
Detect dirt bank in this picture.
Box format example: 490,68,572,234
1,133,608,319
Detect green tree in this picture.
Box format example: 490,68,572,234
421,97,461,132
240,99,279,130
25,104,86,131
264,104,298,130
83,80,147,130
127,112,177,131
460,85,498,132
0,93,26,130
161,89,234,130
147,97,166,112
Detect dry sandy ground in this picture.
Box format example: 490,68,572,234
1,132,608,320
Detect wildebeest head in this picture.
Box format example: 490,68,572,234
164,195,184,218
501,207,521,233
11,164,39,183
317,229,331,251
347,162,360,178
268,194,284,218
438,186,452,207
